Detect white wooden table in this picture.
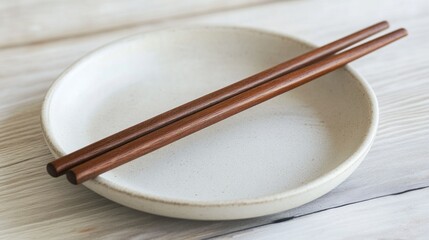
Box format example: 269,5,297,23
1,0,428,239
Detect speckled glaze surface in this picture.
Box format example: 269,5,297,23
41,27,378,220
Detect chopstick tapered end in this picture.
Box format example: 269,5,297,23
386,28,408,42
397,28,408,36
378,21,389,29
46,163,60,177
66,171,78,185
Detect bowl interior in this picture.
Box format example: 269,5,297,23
44,28,373,202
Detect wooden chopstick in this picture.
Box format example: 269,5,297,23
66,28,407,184
47,21,389,177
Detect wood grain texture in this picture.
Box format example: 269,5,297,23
0,0,275,48
0,0,428,239
215,187,429,239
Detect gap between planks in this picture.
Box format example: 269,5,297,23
0,0,281,50
206,185,429,239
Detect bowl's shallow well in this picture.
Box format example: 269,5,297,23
42,27,378,220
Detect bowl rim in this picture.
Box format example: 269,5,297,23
41,25,379,207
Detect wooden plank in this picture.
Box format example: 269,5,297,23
214,187,429,239
0,0,275,48
0,0,428,238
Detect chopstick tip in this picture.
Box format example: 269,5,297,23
389,28,408,39
398,28,408,36
379,20,389,28
46,163,60,177
66,171,79,185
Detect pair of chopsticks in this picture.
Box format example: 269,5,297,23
47,21,406,185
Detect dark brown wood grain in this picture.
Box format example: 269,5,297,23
47,21,389,177
66,28,407,184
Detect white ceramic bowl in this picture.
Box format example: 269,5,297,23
41,27,378,220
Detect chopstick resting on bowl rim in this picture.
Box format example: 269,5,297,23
65,28,407,185
47,21,389,177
